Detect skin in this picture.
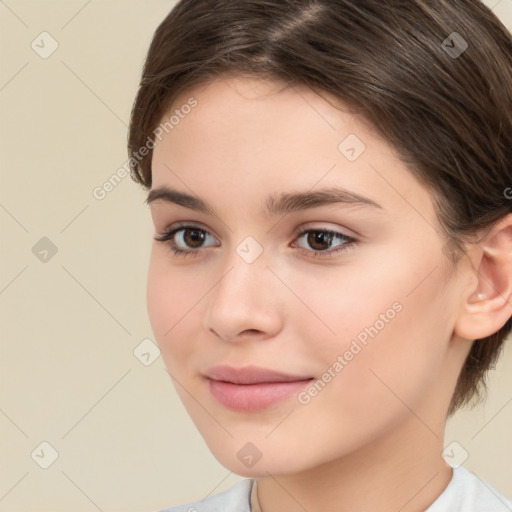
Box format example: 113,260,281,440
146,76,512,512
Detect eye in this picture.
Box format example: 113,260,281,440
153,223,219,258
153,223,357,259
291,227,356,259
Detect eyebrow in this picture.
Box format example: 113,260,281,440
145,185,383,216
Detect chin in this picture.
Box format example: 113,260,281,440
204,436,316,478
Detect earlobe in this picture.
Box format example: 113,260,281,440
454,214,512,341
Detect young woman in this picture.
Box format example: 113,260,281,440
128,1,512,510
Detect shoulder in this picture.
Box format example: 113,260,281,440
155,478,255,512
427,466,512,512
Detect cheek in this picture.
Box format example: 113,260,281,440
146,255,173,339
284,279,452,465
146,252,203,362
281,253,408,360
293,251,453,403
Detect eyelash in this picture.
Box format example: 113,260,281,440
153,223,357,260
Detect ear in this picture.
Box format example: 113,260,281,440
454,214,512,340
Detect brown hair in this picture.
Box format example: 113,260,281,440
128,0,512,414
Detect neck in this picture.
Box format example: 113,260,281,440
255,413,453,512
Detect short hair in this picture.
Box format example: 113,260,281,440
128,0,512,414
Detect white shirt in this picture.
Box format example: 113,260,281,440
157,467,512,512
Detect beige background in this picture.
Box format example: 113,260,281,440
0,1,511,511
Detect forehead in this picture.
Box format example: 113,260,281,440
160,74,378,147
152,76,383,178
150,75,437,226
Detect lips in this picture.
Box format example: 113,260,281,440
204,364,312,384
203,365,314,411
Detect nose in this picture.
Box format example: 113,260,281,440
202,249,284,344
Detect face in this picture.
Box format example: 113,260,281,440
147,76,469,477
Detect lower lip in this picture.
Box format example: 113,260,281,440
208,378,313,411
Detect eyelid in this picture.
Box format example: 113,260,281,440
159,221,218,237
291,222,357,239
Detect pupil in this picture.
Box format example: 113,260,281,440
185,229,205,248
309,231,332,250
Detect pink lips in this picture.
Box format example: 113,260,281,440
204,365,314,411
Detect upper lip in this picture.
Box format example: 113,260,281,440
203,365,314,385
